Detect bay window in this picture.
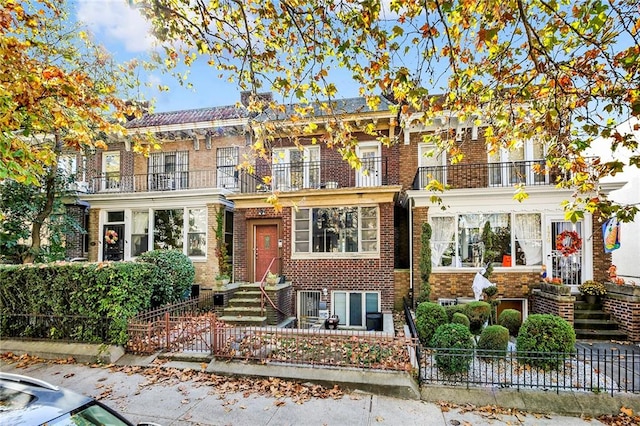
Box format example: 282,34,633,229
430,212,542,268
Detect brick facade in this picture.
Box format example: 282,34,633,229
530,291,576,324
603,285,640,342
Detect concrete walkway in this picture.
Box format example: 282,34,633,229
1,339,639,425
0,358,620,426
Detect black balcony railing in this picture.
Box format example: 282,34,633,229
412,160,572,190
88,170,218,194
239,157,391,193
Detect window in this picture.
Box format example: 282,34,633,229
217,147,239,189
488,140,547,186
418,144,446,187
153,209,184,250
293,206,378,255
333,291,380,327
149,151,188,190
102,151,120,191
131,211,149,257
430,212,543,268
187,208,207,257
272,146,320,190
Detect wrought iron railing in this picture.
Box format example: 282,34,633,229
412,159,573,190
239,156,392,193
87,170,218,194
420,346,639,395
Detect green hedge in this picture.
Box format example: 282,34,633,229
137,249,195,306
430,323,475,375
0,262,156,345
516,314,576,370
415,302,448,347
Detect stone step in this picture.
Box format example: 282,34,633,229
574,301,604,310
573,319,620,330
223,306,264,317
575,328,628,341
574,311,611,320
218,315,267,327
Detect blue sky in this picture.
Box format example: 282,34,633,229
73,0,364,113
74,0,247,112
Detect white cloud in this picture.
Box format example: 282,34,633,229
76,0,156,53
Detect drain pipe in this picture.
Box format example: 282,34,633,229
409,197,414,308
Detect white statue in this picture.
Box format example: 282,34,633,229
472,268,494,300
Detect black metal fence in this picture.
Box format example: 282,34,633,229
402,299,639,395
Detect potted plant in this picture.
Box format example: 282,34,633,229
266,272,279,286
540,277,571,295
578,280,607,304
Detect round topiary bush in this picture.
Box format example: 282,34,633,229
415,302,448,347
498,309,522,337
464,301,491,335
477,325,510,360
451,312,470,329
137,249,195,307
444,304,467,322
430,323,475,375
516,314,576,370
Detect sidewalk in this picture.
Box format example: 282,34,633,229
0,357,618,426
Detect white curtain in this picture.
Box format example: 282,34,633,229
430,217,456,267
514,214,542,265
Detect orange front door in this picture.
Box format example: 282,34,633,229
255,224,278,282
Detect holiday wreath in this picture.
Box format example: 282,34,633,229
556,230,581,257
105,229,119,245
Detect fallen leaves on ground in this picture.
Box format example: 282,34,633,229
598,407,640,426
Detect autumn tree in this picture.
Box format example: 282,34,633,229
0,0,150,262
137,0,639,221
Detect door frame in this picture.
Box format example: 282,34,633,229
247,218,282,282
544,214,593,292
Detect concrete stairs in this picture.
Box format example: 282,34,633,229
573,298,627,341
218,283,267,327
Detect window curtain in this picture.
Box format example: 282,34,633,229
514,214,542,265
430,217,455,267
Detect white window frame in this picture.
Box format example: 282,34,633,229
488,140,547,186
355,141,381,187
418,143,447,187
292,206,379,258
272,146,320,190
332,291,380,327
430,212,547,269
101,151,121,191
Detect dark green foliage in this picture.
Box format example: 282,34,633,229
483,285,498,298
430,323,475,375
417,222,432,303
137,249,195,307
477,325,510,359
451,312,470,328
516,314,576,370
498,309,522,336
464,301,491,335
415,302,448,347
0,262,155,345
481,221,496,277
444,304,467,322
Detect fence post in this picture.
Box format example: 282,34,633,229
165,312,170,350
211,314,217,356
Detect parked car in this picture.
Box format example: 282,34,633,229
0,372,160,426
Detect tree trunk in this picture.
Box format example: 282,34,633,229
23,134,62,264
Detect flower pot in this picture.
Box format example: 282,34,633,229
585,294,598,305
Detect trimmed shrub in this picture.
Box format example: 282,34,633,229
516,314,576,370
415,302,448,347
498,309,522,337
451,312,470,329
430,323,475,375
137,249,195,307
464,301,491,335
444,304,467,322
477,325,510,360
0,262,155,345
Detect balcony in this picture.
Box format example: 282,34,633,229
88,170,218,194
239,156,393,193
412,160,570,190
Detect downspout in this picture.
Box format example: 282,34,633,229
409,197,414,308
